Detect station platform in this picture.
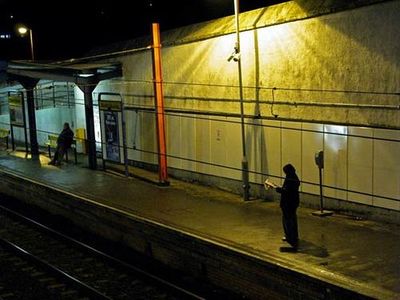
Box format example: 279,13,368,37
0,150,399,299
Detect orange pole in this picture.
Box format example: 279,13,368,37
152,23,169,185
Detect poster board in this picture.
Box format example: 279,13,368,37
7,92,28,153
8,94,25,126
99,100,123,163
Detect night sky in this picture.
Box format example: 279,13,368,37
0,0,287,60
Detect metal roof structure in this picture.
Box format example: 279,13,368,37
1,60,122,85
0,60,123,170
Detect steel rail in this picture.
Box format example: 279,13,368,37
0,204,205,300
0,236,112,300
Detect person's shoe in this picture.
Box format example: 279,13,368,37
282,237,287,242
279,246,298,253
290,241,299,249
48,161,55,165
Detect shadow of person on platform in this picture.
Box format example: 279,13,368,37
297,240,329,258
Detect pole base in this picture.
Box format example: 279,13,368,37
312,210,333,217
241,158,250,201
157,180,170,187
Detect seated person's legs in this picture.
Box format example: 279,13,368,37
55,145,66,165
49,144,65,165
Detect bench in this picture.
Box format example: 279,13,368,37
0,128,10,149
46,134,77,164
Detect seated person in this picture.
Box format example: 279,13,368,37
48,122,74,166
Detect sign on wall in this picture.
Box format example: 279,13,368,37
99,100,123,163
8,94,25,126
104,110,120,162
7,92,28,153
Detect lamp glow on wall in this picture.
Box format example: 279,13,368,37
17,25,35,61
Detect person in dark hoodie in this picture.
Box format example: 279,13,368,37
276,163,300,251
48,122,74,166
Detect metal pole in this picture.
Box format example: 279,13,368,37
17,78,38,156
52,82,56,107
29,29,35,61
319,166,323,213
26,87,39,156
234,0,250,201
121,102,129,177
312,151,332,217
152,23,169,186
80,85,97,170
66,83,71,108
10,125,15,151
20,92,29,154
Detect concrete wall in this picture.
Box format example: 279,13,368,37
154,0,399,128
1,1,399,215
0,81,76,148
36,107,76,145
0,114,10,129
0,103,75,148
83,1,399,212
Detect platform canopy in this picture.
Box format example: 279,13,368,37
0,60,122,169
1,60,122,85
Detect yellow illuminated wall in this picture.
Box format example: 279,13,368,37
83,1,399,212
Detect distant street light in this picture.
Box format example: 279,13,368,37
17,25,35,61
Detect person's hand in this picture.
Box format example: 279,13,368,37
264,178,278,189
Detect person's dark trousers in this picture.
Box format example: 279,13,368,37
53,144,66,164
282,208,298,248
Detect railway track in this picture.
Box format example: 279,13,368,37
0,204,206,300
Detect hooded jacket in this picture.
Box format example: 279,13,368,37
57,127,74,148
276,164,300,211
